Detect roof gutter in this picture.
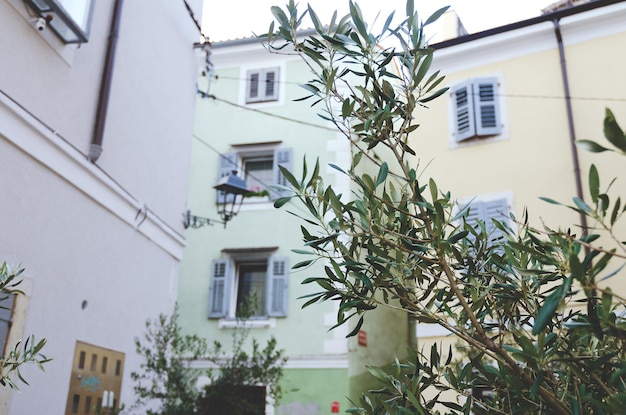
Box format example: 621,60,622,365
88,0,124,163
552,18,588,233
432,0,625,49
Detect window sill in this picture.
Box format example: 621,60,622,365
449,132,509,149
218,318,277,329
239,200,275,212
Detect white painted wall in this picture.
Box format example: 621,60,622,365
0,0,202,412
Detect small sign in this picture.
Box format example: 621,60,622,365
331,401,340,413
357,330,367,347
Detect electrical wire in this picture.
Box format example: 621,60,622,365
192,133,275,193
0,87,182,237
182,0,209,43
192,133,318,222
199,92,337,132
211,75,626,102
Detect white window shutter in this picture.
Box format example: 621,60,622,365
452,80,476,142
216,153,237,204
246,70,262,103
271,147,293,200
465,198,509,245
208,259,231,318
263,68,280,101
464,201,483,230
267,256,289,317
483,198,508,242
473,77,501,136
246,67,280,103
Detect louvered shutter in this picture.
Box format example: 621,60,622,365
483,198,508,243
464,201,483,231
216,153,238,204
263,68,280,101
473,77,501,136
267,256,289,317
246,70,262,103
466,198,509,245
271,148,293,200
452,80,476,142
208,259,231,318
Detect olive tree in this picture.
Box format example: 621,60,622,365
131,301,286,415
0,262,49,389
263,1,626,413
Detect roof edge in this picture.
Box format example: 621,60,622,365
212,28,318,49
431,0,626,49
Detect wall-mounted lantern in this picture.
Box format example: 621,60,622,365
183,171,250,229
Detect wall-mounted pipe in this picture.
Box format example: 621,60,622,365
553,18,588,233
88,0,124,163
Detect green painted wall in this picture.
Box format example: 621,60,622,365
179,51,345,356
277,368,350,415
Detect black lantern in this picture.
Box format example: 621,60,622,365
183,171,250,229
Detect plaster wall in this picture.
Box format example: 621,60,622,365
179,47,349,359
0,0,202,412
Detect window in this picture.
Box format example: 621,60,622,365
208,252,289,320
25,0,94,43
200,384,267,414
0,294,15,354
459,195,511,246
217,146,293,202
65,342,124,415
451,77,502,143
246,67,280,103
244,155,274,194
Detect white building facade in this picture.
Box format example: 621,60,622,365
0,0,203,413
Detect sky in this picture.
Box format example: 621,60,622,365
202,0,556,42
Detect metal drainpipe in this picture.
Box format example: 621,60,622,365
88,0,124,163
553,18,588,233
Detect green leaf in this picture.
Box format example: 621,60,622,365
273,196,292,208
611,196,621,226
532,277,571,335
292,260,314,269
307,4,323,32
406,0,414,18
576,139,612,153
531,371,543,398
328,163,347,175
349,0,368,39
278,165,299,188
419,87,448,103
589,164,599,203
424,6,450,26
271,6,290,27
573,197,592,213
341,98,353,119
603,108,626,152
375,162,388,187
346,316,364,337
540,196,562,205
448,231,468,244
414,53,433,86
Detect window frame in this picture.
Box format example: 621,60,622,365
245,67,280,104
0,293,16,355
455,192,515,247
208,250,289,322
24,0,94,43
216,145,293,205
448,75,508,148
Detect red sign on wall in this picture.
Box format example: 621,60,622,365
357,330,367,347
331,401,340,413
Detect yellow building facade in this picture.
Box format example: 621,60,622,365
410,0,626,343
